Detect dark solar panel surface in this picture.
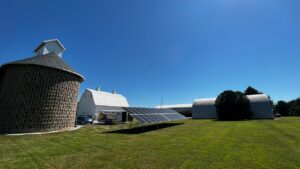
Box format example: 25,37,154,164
124,107,187,124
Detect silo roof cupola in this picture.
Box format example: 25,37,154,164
34,39,66,57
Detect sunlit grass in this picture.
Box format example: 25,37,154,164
0,117,299,169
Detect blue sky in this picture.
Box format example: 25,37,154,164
0,0,299,107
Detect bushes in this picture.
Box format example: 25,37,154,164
274,98,300,116
289,98,300,116
274,101,289,116
215,90,252,120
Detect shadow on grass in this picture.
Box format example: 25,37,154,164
211,118,275,122
104,123,184,134
211,119,251,122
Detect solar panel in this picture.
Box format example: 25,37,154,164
124,107,187,124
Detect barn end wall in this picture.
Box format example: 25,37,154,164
77,90,96,118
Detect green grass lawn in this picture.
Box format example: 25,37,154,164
0,117,299,169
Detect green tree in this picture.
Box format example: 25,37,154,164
244,86,274,111
288,98,300,116
274,101,289,116
244,86,262,95
215,90,252,120
268,95,275,112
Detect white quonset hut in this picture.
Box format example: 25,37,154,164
192,98,217,119
192,94,274,119
247,94,274,119
77,88,129,121
155,104,193,117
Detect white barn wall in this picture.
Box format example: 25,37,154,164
94,105,126,121
77,88,129,120
77,89,96,118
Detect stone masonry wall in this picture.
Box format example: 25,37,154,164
0,65,81,133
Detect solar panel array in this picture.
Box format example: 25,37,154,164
124,107,187,124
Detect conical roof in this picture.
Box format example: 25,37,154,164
0,53,84,82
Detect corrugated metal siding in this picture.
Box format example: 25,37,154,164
247,94,274,119
192,94,274,119
192,98,217,119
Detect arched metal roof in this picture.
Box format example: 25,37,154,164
192,94,274,119
155,104,192,109
192,98,217,119
86,88,129,107
247,94,274,119
193,98,216,106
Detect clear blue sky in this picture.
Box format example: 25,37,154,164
0,0,299,107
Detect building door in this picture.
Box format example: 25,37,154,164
122,112,127,122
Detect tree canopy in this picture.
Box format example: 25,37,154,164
244,86,262,95
215,90,252,120
274,101,289,116
274,98,300,116
288,98,300,116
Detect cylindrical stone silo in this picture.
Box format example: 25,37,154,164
0,41,84,133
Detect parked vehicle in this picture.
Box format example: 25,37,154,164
77,115,93,124
275,113,282,117
99,118,113,125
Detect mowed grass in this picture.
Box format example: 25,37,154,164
0,117,299,169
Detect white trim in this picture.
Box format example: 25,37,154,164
34,39,66,52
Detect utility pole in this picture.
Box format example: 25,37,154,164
160,97,163,108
